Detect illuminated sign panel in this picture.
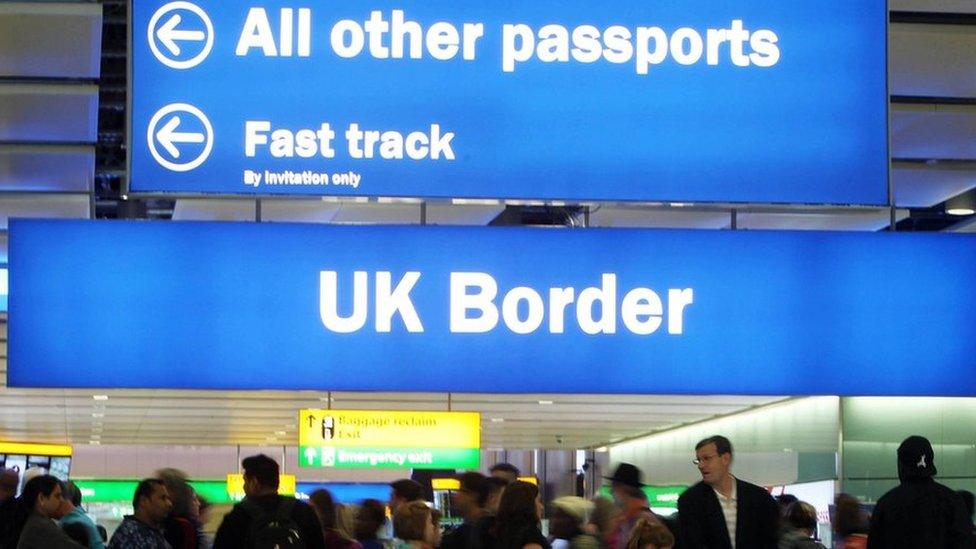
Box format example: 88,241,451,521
299,410,480,469
130,0,887,204
10,220,976,396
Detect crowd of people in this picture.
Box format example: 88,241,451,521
0,434,973,548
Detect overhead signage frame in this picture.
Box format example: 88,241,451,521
128,0,888,205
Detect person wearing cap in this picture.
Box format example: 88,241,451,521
867,435,973,548
604,463,669,549
550,497,601,549
677,435,778,549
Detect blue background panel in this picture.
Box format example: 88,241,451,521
130,0,888,204
8,219,976,396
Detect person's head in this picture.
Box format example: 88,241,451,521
489,463,520,484
241,454,280,497
355,498,388,541
133,478,172,526
897,435,937,483
0,468,19,502
958,490,975,523
454,472,490,518
309,489,339,530
486,476,507,514
390,479,423,512
494,480,542,539
606,463,646,508
624,517,675,549
21,475,64,519
785,501,818,537
336,503,357,540
56,481,82,518
694,436,733,487
155,468,196,518
776,494,799,517
550,496,592,540
833,493,866,537
393,500,435,544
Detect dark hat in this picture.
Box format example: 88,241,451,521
604,463,645,488
898,435,937,477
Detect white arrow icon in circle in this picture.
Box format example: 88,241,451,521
147,103,213,172
156,116,205,158
147,1,214,69
157,14,206,56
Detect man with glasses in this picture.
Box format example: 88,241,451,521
677,435,778,549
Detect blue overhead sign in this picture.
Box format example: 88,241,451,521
10,219,976,396
130,0,888,205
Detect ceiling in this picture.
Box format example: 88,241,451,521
0,2,972,449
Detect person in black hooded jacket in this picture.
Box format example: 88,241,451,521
867,435,973,549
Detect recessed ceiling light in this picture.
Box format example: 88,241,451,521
947,208,975,216
92,395,109,401
88,440,100,446
90,434,101,440
91,413,104,418
538,400,554,405
596,446,608,452
490,418,505,423
319,396,334,402
274,431,287,436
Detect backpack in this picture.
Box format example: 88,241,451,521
240,496,307,549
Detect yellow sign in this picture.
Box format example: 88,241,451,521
432,478,461,490
0,442,72,457
226,474,296,496
299,409,480,449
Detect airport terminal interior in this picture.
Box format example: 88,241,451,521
0,0,975,548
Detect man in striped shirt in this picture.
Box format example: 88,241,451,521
676,436,778,549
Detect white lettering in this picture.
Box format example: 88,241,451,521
319,271,368,333
450,272,499,333
375,271,424,333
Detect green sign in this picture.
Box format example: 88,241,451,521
299,446,480,469
75,479,236,504
599,485,687,509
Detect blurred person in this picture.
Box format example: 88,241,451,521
338,503,359,541
490,480,549,549
155,468,205,549
867,436,972,549
213,454,325,549
355,499,391,549
779,501,826,549
624,517,673,549
832,494,867,549
587,496,618,542
441,472,493,549
959,490,976,542
309,488,362,549
490,464,521,485
63,521,92,547
390,480,425,514
430,508,443,548
15,475,83,549
604,464,666,549
677,435,778,549
777,495,800,518
0,468,22,547
58,481,104,549
109,478,172,549
394,500,436,549
487,477,509,514
549,496,601,549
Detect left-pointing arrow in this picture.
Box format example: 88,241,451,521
156,116,205,158
157,14,206,56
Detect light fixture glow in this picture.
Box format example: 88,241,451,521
947,208,975,216
92,395,109,401
538,400,554,405
274,431,287,436
91,413,104,418
490,418,505,423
